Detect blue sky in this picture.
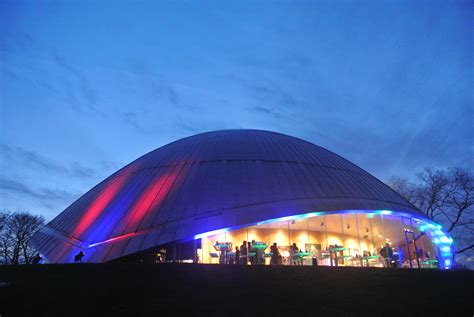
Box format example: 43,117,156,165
1,0,472,221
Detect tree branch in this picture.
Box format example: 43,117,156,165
456,244,474,254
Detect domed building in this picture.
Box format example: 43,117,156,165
32,130,453,268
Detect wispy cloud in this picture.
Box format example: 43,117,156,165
1,144,67,174
168,87,180,105
70,162,96,179
231,75,302,112
0,144,97,179
51,51,99,112
0,177,79,203
246,106,281,119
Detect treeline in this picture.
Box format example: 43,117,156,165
0,211,44,265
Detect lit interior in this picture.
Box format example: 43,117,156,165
192,211,453,269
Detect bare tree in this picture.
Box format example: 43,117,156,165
0,210,44,265
0,211,12,265
443,169,474,254
388,168,474,257
386,176,418,205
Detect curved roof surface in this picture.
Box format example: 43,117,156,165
33,129,423,263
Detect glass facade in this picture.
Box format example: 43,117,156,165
193,211,453,269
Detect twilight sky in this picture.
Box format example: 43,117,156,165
1,0,472,221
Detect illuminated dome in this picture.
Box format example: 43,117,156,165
32,130,453,268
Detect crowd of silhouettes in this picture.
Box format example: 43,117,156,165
222,240,304,265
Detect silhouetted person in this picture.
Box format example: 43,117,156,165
32,253,42,264
270,243,280,265
380,243,393,267
74,251,85,263
235,246,240,264
248,241,254,264
219,244,228,264
291,243,299,253
290,243,299,265
240,241,247,265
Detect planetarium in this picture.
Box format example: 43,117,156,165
32,130,454,269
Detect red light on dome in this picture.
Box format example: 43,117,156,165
124,171,178,231
72,171,131,239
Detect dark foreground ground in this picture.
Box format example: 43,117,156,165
0,264,473,317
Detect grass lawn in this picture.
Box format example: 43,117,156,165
0,264,473,316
